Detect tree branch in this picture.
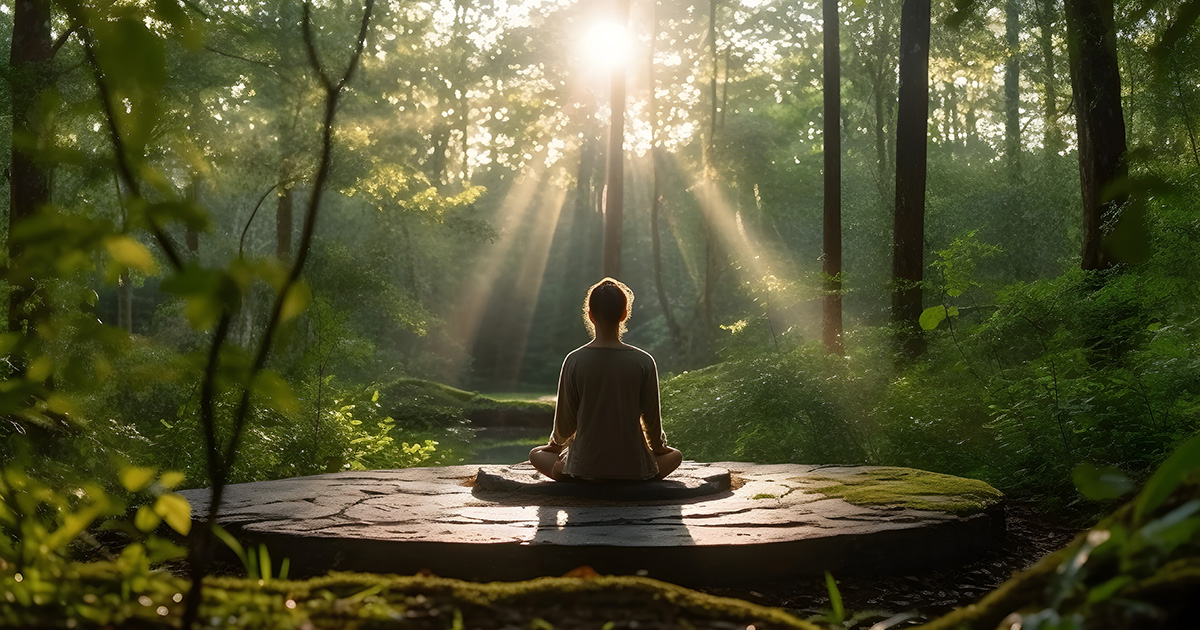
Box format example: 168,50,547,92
50,25,79,58
205,45,278,73
222,0,374,483
238,178,297,257
77,21,185,271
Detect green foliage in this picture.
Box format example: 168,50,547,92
663,188,1200,506
1008,434,1200,630
824,572,844,626
660,346,870,464
0,458,189,621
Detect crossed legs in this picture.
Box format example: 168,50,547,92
529,445,568,481
528,445,684,481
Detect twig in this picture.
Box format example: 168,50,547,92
238,179,296,257
205,45,278,72
50,25,79,58
77,20,184,271
222,0,373,469
180,3,374,628
180,313,230,627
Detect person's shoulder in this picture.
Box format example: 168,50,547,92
622,344,657,365
563,344,592,362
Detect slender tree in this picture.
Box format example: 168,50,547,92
8,0,54,335
892,0,931,358
1004,0,1021,176
822,0,843,354
700,0,722,334
602,0,632,278
1039,0,1064,155
276,186,294,262
648,3,682,344
1064,0,1139,269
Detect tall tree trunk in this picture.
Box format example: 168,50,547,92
1040,0,1063,155
650,149,682,341
873,72,888,185
822,0,843,355
602,0,632,279
276,186,293,262
1065,0,1140,269
945,85,957,146
8,0,54,335
1005,0,1021,177
648,5,682,344
118,271,133,333
1178,76,1200,169
186,179,200,257
700,0,721,334
892,0,931,358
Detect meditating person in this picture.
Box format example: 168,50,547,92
529,278,683,481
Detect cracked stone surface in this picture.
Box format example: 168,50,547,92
180,462,1004,584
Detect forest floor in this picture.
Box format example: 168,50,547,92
700,501,1084,628
58,499,1084,629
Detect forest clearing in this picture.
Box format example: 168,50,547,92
3,0,1199,628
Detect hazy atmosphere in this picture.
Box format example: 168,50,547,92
3,0,1199,628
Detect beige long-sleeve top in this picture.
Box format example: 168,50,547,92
549,344,667,480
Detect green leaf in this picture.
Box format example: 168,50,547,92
121,467,157,493
134,505,162,533
919,305,948,330
280,281,313,323
1147,322,1162,331
104,235,158,275
1072,463,1135,500
253,370,300,415
259,544,272,582
158,471,186,490
153,493,191,536
160,265,240,331
119,542,147,571
213,524,246,566
1135,433,1200,525
825,571,844,624
1137,499,1200,554
1087,575,1133,604
93,17,167,92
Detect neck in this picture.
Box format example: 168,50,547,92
592,327,621,345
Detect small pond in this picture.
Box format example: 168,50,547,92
464,426,548,464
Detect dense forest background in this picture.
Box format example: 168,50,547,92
0,0,1196,490
3,0,1199,493
3,0,1200,627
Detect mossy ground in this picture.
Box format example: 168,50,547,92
6,565,820,630
806,467,1004,514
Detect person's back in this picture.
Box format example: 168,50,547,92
555,345,659,480
529,278,683,482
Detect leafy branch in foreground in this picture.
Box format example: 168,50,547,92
64,0,375,627
179,2,376,627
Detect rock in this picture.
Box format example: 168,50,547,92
179,462,1004,585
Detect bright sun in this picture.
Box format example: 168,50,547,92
581,21,630,70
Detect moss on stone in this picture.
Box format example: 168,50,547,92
806,467,1004,515
204,571,823,629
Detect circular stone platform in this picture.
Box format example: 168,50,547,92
474,462,731,501
179,462,1004,585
